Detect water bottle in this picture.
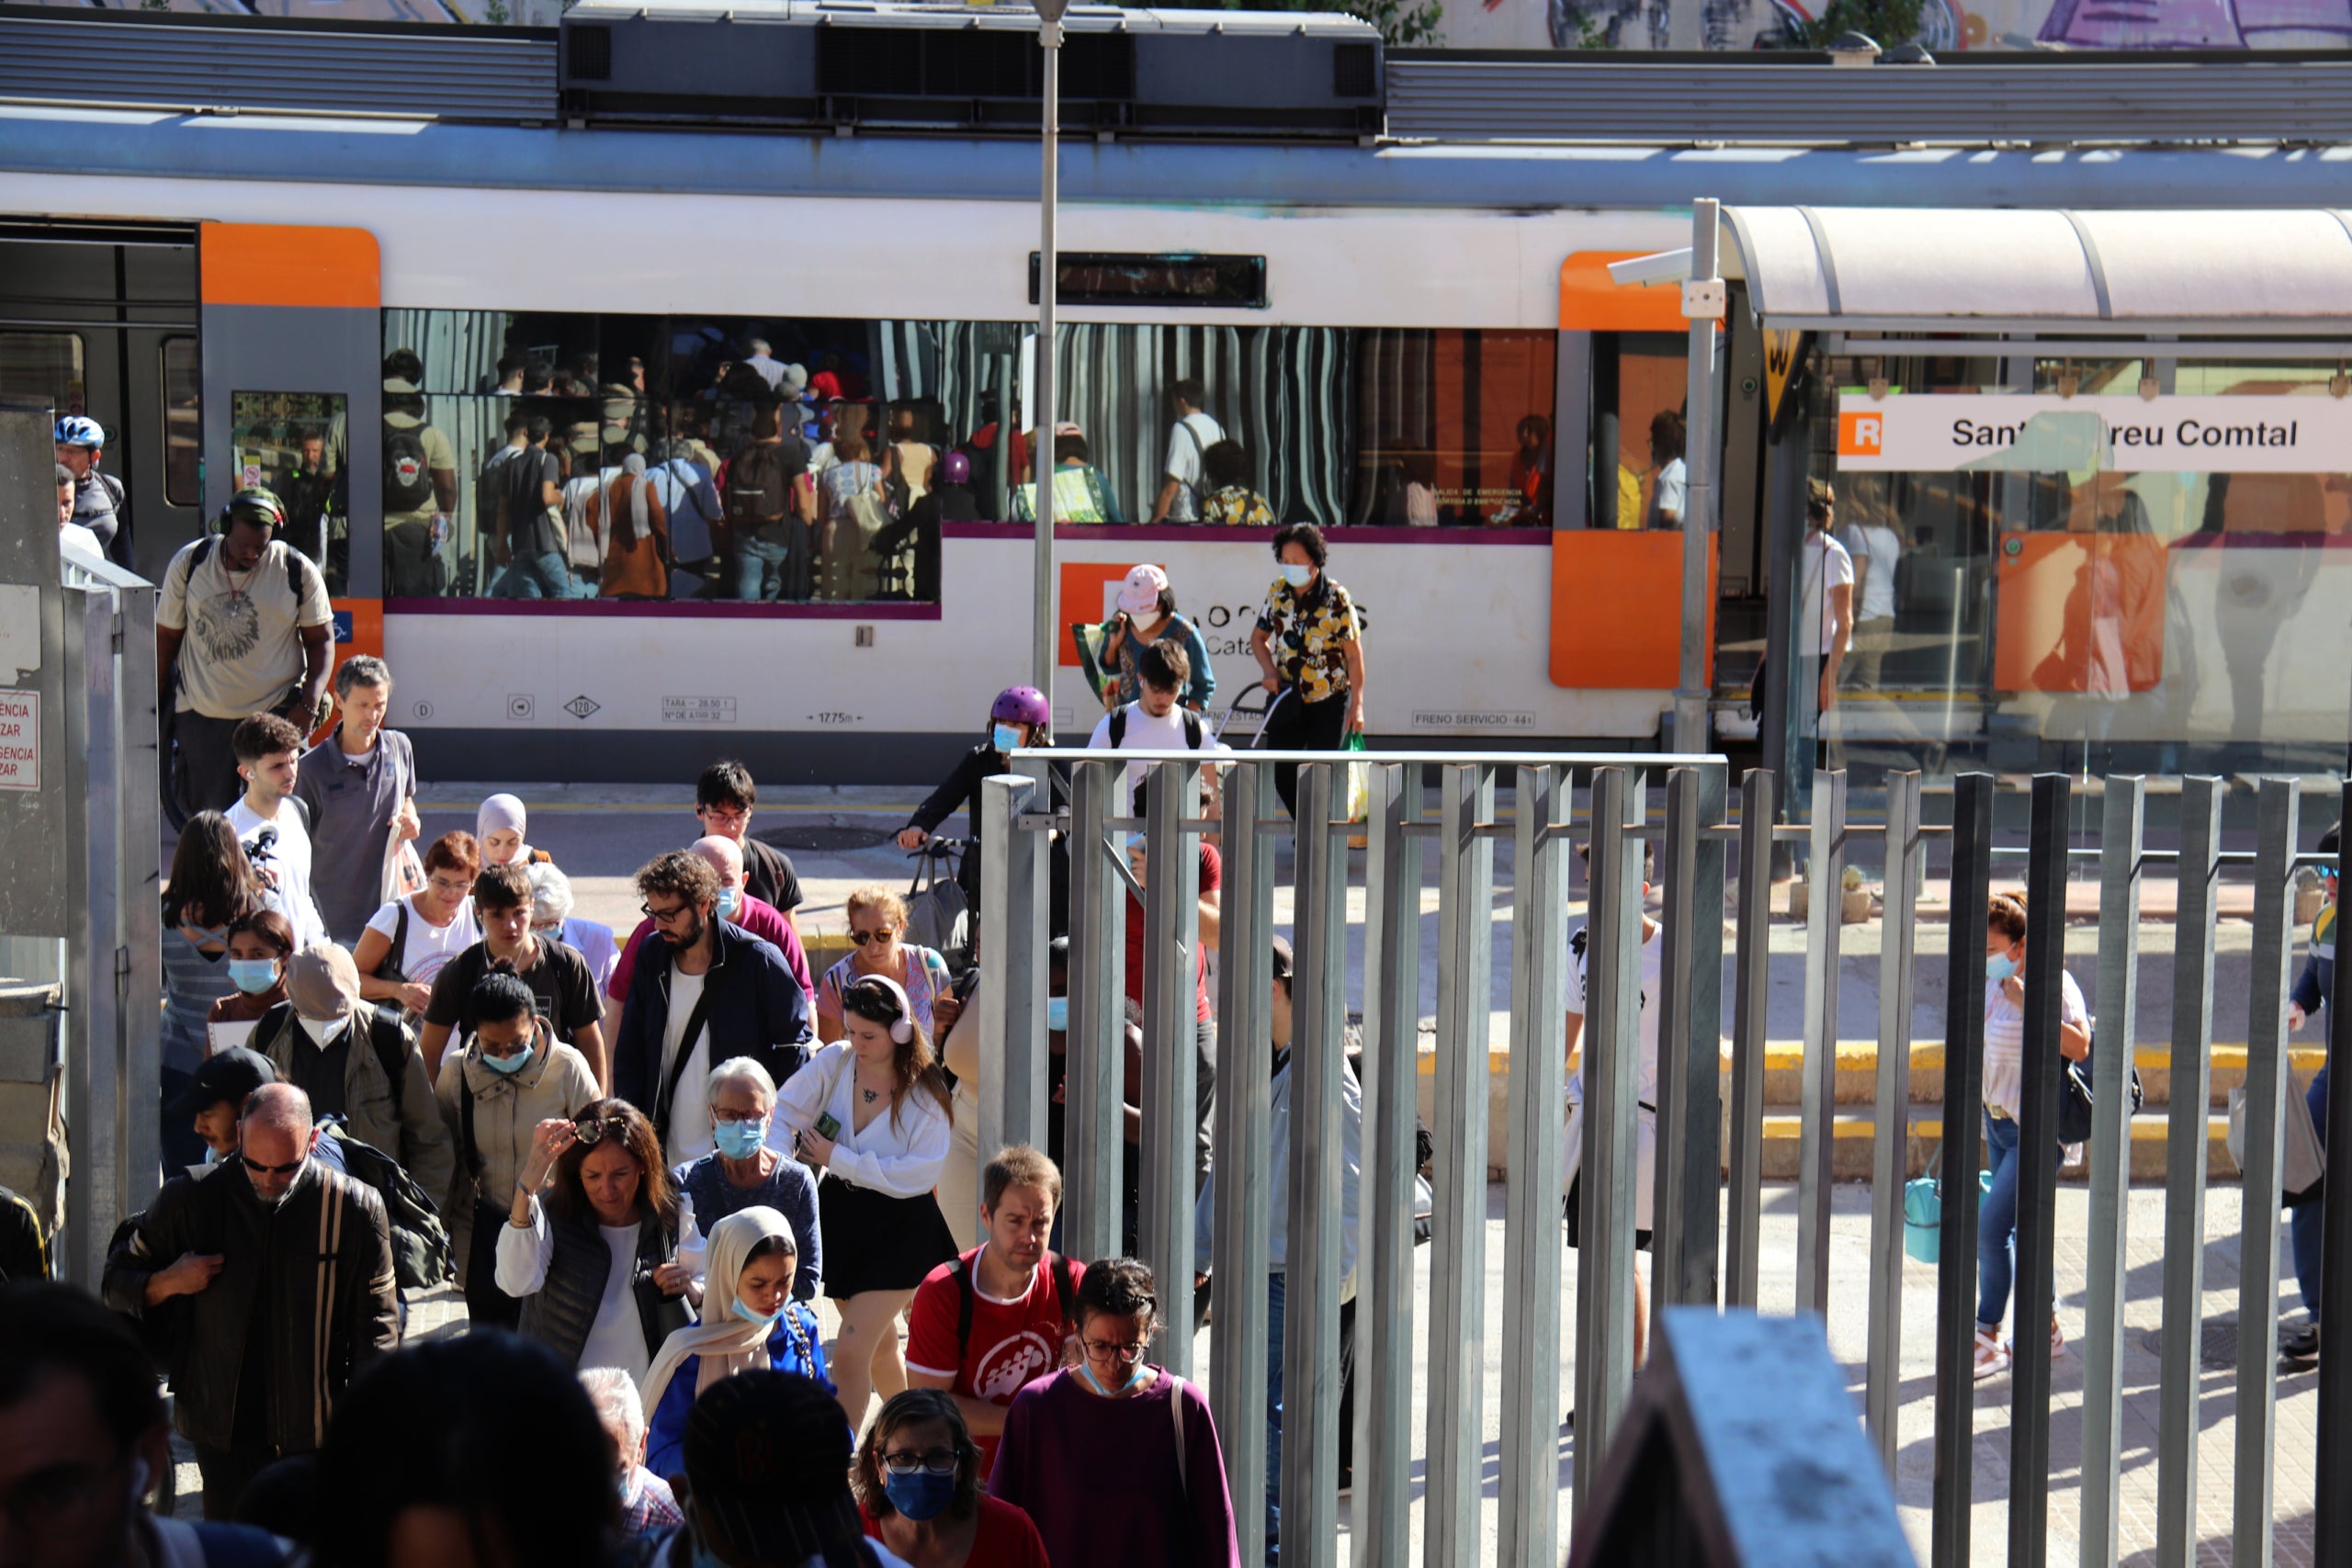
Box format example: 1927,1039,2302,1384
674,1191,707,1289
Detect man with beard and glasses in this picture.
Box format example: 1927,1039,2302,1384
101,1084,397,1519
612,851,812,1165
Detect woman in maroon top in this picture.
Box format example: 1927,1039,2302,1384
989,1259,1238,1568
857,1389,1048,1568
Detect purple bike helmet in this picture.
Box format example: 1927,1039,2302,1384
942,450,972,485
991,685,1051,728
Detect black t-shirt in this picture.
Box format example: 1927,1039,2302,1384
502,446,563,559
742,839,802,914
424,936,601,1045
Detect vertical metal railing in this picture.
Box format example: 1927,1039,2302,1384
1653,764,1726,1311
977,773,1048,1167
2233,776,2298,1567
1931,772,1995,1568
2319,779,2352,1563
2154,775,2222,1568
2008,773,2071,1568
2080,774,2143,1568
1725,767,1774,1308
1062,761,1125,1260
1864,769,1921,1466
1796,767,1847,1314
1139,757,1203,1371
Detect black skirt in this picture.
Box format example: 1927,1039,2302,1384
818,1174,957,1297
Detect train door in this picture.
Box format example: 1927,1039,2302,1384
0,221,201,579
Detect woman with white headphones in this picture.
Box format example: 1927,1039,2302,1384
775,973,957,1429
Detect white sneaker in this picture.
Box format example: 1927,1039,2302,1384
1974,1326,2011,1381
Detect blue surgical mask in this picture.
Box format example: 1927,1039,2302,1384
1078,1358,1150,1397
1046,996,1069,1032
882,1469,957,1523
227,959,279,995
480,1043,533,1076
1282,562,1315,590
713,1116,768,1160
1985,953,2017,983
715,886,741,920
730,1295,786,1330
992,722,1023,754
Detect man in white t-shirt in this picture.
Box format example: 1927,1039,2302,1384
1646,409,1688,530
1084,637,1225,818
1146,377,1225,525
223,712,328,952
1798,479,1856,733
1562,836,1661,1367
1838,494,1903,691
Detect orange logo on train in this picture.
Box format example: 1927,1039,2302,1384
1839,410,1884,457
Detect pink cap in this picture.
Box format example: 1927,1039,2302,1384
1116,562,1169,615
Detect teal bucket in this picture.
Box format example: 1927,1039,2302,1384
1903,1170,1995,1265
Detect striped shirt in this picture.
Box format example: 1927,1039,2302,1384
1982,968,2089,1122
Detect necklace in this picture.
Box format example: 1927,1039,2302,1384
862,1087,879,1103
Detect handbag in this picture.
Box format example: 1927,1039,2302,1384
902,844,970,959
2227,1069,2326,1202
2054,1025,2143,1147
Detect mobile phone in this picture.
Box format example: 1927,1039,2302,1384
814,1112,841,1141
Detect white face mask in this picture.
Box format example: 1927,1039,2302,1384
297,1010,348,1048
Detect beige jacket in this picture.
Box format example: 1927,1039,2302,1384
433,1023,599,1285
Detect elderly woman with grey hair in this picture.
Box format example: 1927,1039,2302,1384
671,1055,824,1301
291,651,423,946
579,1367,684,1540
528,860,619,999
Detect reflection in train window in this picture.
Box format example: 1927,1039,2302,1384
231,389,348,598
162,336,200,507
0,331,85,424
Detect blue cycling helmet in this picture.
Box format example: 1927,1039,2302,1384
54,415,105,449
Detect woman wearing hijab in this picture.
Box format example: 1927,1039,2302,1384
477,792,554,870
639,1205,829,1480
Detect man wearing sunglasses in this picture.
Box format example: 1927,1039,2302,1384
100,1083,398,1520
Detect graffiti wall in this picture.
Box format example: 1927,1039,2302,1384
1443,0,2352,51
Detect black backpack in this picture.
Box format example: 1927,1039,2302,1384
1107,705,1204,750
383,423,435,512
322,1120,454,1291
187,535,314,603
726,436,803,534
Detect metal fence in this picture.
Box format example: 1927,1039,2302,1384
974,750,2352,1566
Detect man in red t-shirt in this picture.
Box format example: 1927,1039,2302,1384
905,1145,1083,1471
1123,838,1221,1186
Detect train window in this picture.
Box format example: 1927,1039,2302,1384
1350,329,1558,527
1029,253,1268,310
0,331,85,424
1580,332,1689,531
162,336,199,507
231,390,347,597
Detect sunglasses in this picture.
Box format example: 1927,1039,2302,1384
849,926,899,946
240,1152,307,1177
571,1117,632,1148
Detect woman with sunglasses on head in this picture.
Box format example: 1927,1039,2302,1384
1974,889,2091,1380
817,886,956,1045
496,1097,695,1382
854,1389,1048,1568
351,829,481,1017
640,1206,830,1482
778,974,958,1428
990,1258,1238,1568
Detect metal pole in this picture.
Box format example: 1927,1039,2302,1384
977,774,1047,1169
1139,757,1201,1371
1029,16,1061,692
1725,767,1774,1307
1572,765,1642,1524
1674,197,1722,754
1208,760,1274,1566
2154,775,2222,1568
1500,764,1567,1568
1864,769,1920,1469
1425,761,1494,1568
1352,761,1419,1567
116,577,162,1212
1930,772,1995,1568
2009,773,2070,1568
1065,759,1125,1260
1795,766,1846,1315
1652,763,1726,1311
1281,762,1345,1568
62,590,113,1286
2318,777,2352,1562
2080,774,2143,1568
2233,776,2298,1568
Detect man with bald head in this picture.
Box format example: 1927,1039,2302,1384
102,1082,397,1518
605,833,812,1012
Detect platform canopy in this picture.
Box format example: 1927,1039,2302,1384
1611,207,2352,335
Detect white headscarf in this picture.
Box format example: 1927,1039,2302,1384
638,1206,797,1418
476,794,529,861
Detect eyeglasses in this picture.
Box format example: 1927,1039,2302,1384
880,1448,959,1477
1081,1337,1148,1361
849,926,898,946
571,1117,631,1148
428,875,475,897
241,1152,307,1177
712,1106,769,1125
641,902,695,923
699,807,750,829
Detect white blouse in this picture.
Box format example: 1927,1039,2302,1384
492,1198,650,1381
1982,968,2089,1123
775,1042,951,1199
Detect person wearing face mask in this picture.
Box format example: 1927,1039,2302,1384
205,909,298,1055
673,1058,824,1300
614,852,813,1165
418,862,606,1087
642,1207,830,1481
817,888,956,1045
898,686,1069,944
251,945,454,1210
530,861,622,1000
161,811,285,1169
583,1367,687,1541
435,971,600,1333
1974,890,2090,1380
989,1258,1238,1568
854,1390,1049,1568
1248,523,1364,820
610,836,815,1022
101,1083,398,1518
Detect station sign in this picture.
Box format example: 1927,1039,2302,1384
1836,391,2352,474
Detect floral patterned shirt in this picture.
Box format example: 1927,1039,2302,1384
1202,485,1274,528
1254,576,1358,703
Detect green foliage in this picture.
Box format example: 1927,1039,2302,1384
484,0,510,19
1794,0,1926,48
1149,0,1443,49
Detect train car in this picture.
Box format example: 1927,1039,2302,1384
6,3,2351,786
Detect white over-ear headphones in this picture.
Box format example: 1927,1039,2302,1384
848,975,915,1043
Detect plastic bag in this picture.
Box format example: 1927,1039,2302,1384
1342,730,1370,825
